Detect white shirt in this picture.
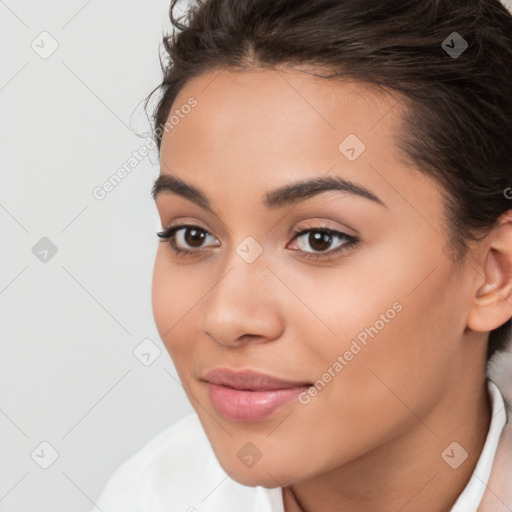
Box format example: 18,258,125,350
93,379,506,512
450,379,506,511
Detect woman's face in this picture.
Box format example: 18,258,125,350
152,67,480,487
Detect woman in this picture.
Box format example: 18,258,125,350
92,0,512,510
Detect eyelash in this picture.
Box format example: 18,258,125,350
156,223,359,261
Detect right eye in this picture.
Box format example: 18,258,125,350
156,224,220,256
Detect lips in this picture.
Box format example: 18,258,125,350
202,368,312,422
202,367,312,390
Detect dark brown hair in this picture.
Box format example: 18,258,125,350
145,0,512,361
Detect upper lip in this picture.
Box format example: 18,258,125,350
202,368,312,391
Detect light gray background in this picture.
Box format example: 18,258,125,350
1,1,512,511
1,1,194,511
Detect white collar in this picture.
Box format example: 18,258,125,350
499,0,512,15
448,379,507,511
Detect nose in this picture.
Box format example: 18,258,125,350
200,254,285,347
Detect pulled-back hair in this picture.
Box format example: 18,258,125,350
145,0,512,361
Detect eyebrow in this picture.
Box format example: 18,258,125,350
151,173,386,212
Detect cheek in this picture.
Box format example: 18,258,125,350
302,237,457,367
151,251,201,358
305,263,462,431
151,251,173,342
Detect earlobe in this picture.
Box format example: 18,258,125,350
467,211,512,332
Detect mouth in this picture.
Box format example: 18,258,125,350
201,368,312,422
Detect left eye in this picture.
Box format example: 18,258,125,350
288,227,358,258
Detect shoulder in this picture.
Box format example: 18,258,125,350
92,412,218,512
92,413,281,512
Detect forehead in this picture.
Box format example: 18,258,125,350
163,66,404,153
160,67,406,179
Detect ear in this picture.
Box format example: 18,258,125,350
467,210,512,333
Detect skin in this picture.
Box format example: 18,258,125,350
152,67,512,512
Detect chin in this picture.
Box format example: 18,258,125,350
215,451,307,488
227,467,288,488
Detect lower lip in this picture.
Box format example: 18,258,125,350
207,382,311,422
